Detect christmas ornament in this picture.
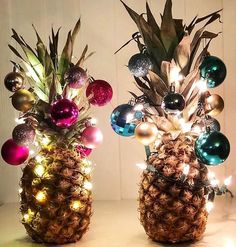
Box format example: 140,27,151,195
1,139,29,165
12,123,35,146
162,92,186,113
4,71,24,92
110,104,136,137
11,89,35,112
128,53,152,77
195,131,230,165
77,145,92,157
81,126,103,149
86,80,113,106
200,55,226,88
50,98,79,128
135,122,158,145
64,66,87,89
205,94,224,116
134,110,143,120
205,116,221,132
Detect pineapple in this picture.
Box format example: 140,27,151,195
118,0,227,244
20,148,92,244
139,134,208,243
3,19,105,244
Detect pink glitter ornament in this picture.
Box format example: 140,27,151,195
77,145,92,158
50,99,79,128
1,139,29,166
86,80,113,106
81,126,103,149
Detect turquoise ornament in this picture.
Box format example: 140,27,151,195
195,131,230,166
200,56,227,88
110,104,136,137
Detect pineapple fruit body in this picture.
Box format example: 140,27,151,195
139,135,209,243
20,147,92,244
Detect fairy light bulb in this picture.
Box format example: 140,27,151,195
71,200,83,211
196,79,207,93
134,104,144,111
35,190,47,203
41,136,50,146
210,178,219,187
84,181,93,190
136,163,147,170
90,117,97,125
22,209,34,222
29,150,35,155
34,165,45,177
35,155,44,163
18,188,23,194
126,113,134,123
15,118,25,124
206,201,214,213
183,164,190,175
84,167,92,175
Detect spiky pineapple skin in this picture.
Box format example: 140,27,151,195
139,135,209,243
20,148,92,244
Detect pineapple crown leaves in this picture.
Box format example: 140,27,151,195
120,0,222,77
8,19,93,104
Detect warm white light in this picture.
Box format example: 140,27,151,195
126,113,134,123
35,155,44,163
23,209,34,222
82,159,92,166
134,104,144,111
136,163,147,170
84,167,92,175
15,118,25,124
208,170,215,180
34,165,45,177
70,200,83,211
35,190,47,203
192,124,203,134
196,79,207,93
206,201,214,213
84,181,93,190
210,178,219,187
41,136,50,146
170,66,181,83
224,176,232,186
179,118,192,132
23,213,30,222
183,164,190,175
18,188,23,194
29,150,35,155
90,117,97,125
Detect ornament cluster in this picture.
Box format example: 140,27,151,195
2,65,113,166
111,52,230,167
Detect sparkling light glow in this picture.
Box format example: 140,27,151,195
134,104,144,111
170,66,182,83
70,200,83,211
35,190,47,203
15,118,25,124
35,155,44,163
90,117,98,125
34,165,45,177
126,113,134,123
183,164,190,175
224,176,232,186
29,150,35,155
84,181,93,190
84,167,92,175
136,163,147,170
210,178,219,187
196,79,207,93
41,136,50,146
206,201,214,213
18,188,23,194
23,209,34,222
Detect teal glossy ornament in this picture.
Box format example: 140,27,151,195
134,110,143,120
195,131,230,166
110,104,136,137
200,56,227,88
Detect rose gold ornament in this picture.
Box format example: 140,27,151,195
135,122,158,145
205,94,224,116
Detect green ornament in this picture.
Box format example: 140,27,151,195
200,56,227,88
195,131,230,166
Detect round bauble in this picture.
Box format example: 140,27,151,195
12,123,35,146
135,122,158,146
205,116,221,132
12,89,35,112
64,66,87,89
4,71,24,92
50,99,79,128
128,53,152,77
81,126,103,149
200,55,226,88
195,131,230,166
1,139,29,165
86,80,113,106
77,145,92,158
162,92,185,114
110,104,136,137
205,94,224,116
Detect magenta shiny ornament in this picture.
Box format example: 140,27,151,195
50,99,79,128
81,126,103,149
86,80,113,106
77,145,92,158
64,66,87,89
1,139,29,166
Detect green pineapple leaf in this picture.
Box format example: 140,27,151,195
49,28,60,69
